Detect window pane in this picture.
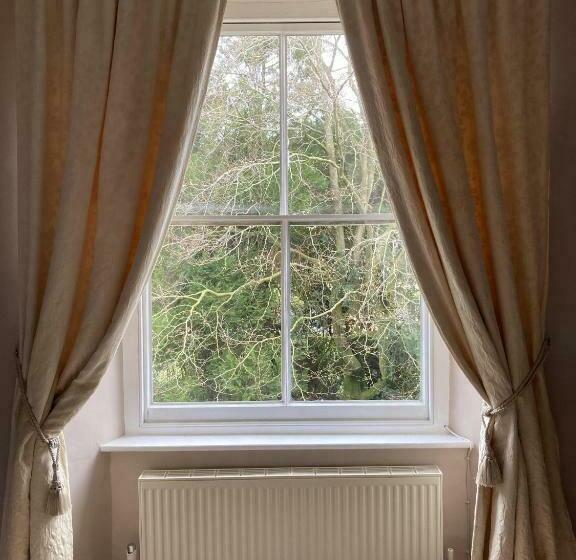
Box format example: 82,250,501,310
151,225,281,402
290,225,421,401
176,36,280,215
287,35,389,215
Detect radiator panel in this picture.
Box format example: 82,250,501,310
138,466,442,560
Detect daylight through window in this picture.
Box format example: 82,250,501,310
149,32,423,406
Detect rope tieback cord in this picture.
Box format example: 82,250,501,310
477,337,551,488
14,350,69,516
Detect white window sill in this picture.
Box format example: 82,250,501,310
100,433,470,453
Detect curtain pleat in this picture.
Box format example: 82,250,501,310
0,2,226,558
336,0,576,558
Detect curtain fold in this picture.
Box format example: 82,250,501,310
336,0,576,558
0,1,226,558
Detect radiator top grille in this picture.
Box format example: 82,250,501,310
140,465,441,481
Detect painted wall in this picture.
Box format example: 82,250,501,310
109,446,475,560
63,354,124,560
63,340,481,560
548,0,576,522
0,0,17,528
224,0,338,20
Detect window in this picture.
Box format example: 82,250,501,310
126,24,449,431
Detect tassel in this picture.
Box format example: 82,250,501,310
476,412,503,487
476,451,502,487
46,479,70,516
45,436,70,516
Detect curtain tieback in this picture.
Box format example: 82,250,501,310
14,349,70,516
477,337,551,488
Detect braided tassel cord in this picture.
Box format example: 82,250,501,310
476,338,550,488
14,351,70,516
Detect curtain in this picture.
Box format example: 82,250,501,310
0,1,226,558
336,0,576,558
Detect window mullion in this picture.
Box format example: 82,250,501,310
279,33,288,215
279,34,292,405
281,220,291,405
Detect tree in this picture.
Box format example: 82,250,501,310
151,35,421,403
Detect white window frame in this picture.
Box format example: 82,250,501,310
121,22,452,436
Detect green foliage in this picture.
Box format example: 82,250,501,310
151,35,421,403
178,36,280,215
152,226,281,402
290,225,420,401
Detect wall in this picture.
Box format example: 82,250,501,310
224,0,338,20
65,320,481,558
67,317,481,560
105,362,481,560
109,446,475,560
548,0,576,522
60,330,481,560
0,0,17,530
63,354,124,560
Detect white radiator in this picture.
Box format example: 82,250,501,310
138,466,443,560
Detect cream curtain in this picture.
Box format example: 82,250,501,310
0,1,226,558
336,0,576,558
